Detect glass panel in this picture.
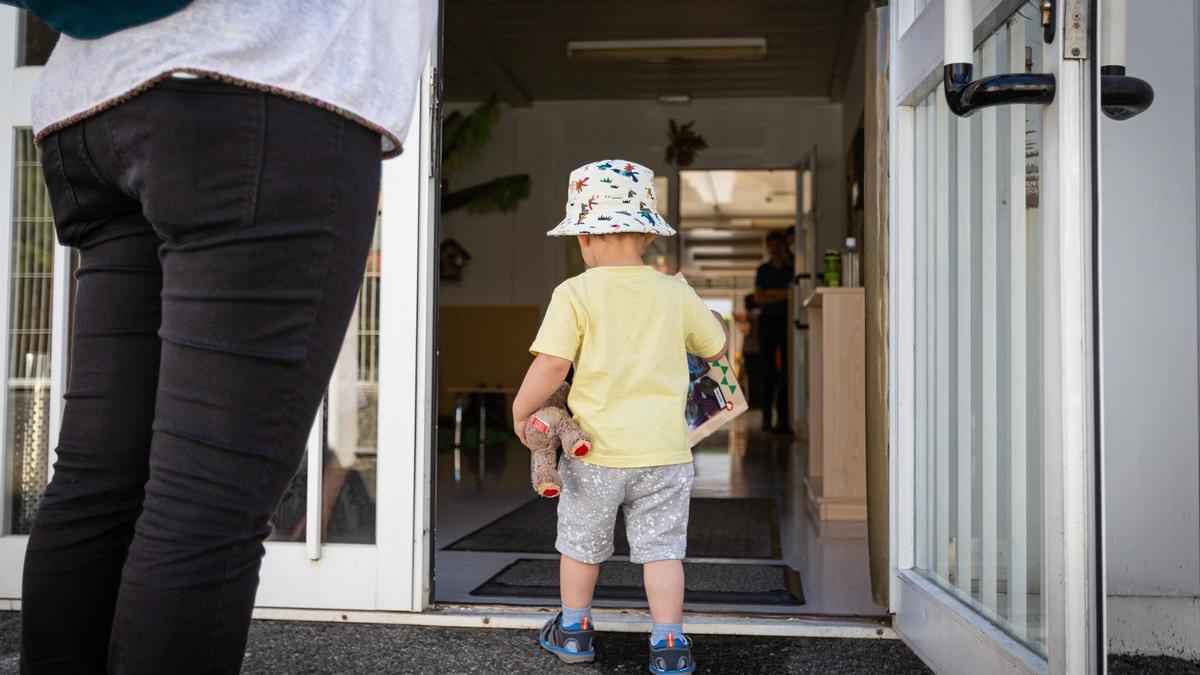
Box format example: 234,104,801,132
268,205,382,544
6,129,56,534
17,10,60,67
268,454,308,541
322,212,381,544
910,6,1045,653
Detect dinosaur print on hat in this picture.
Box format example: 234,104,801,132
546,160,675,237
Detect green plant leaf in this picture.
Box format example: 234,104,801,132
442,96,501,176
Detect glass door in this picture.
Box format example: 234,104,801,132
889,1,1103,672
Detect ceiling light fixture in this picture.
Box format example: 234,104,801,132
657,94,692,104
567,38,767,63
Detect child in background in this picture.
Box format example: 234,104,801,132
512,160,727,674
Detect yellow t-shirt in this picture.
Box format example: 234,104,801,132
529,266,727,468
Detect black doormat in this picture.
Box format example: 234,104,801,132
443,497,780,559
472,558,804,606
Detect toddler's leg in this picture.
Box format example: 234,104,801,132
560,554,601,611
540,558,599,663
623,462,697,672
643,559,685,625
540,459,622,662
644,560,694,673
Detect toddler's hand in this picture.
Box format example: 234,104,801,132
513,412,529,447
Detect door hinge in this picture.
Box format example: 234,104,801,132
1063,0,1088,59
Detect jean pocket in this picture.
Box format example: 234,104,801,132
39,132,90,247
112,85,267,243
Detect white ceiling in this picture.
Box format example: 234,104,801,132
677,169,797,279
444,0,868,103
679,169,798,228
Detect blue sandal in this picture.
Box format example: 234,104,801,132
648,633,696,674
538,611,596,664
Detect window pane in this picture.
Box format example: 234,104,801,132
18,11,60,67
6,129,56,534
910,6,1045,653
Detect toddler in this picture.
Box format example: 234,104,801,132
512,160,727,674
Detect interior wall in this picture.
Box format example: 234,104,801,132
841,20,867,157
439,97,845,309
1100,0,1200,658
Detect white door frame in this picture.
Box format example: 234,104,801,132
0,6,440,614
887,0,1102,672
256,53,440,613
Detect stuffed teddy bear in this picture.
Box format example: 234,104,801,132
524,382,590,498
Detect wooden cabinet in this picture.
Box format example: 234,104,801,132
803,288,867,521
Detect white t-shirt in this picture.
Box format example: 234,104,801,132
31,0,437,158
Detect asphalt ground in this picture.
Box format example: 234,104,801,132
3,612,1197,673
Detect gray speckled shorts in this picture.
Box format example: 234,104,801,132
555,458,694,565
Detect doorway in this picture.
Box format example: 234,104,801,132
430,0,886,620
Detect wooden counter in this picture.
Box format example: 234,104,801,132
803,288,867,520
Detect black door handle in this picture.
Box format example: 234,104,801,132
1100,66,1154,120
944,64,1056,117
942,0,1055,118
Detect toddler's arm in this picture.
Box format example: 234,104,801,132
512,353,572,446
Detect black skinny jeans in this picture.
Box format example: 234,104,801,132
21,78,381,674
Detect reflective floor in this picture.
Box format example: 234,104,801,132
433,410,887,617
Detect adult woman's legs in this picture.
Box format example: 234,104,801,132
21,174,163,673
22,79,382,674
106,83,381,674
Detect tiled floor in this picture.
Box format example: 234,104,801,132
433,410,887,617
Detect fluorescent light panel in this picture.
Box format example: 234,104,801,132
567,38,767,63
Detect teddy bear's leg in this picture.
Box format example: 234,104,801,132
560,425,590,458
530,446,562,498
539,408,589,459
540,407,590,459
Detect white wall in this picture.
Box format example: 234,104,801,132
1100,0,1200,659
438,97,845,308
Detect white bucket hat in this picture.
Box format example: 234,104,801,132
546,160,676,237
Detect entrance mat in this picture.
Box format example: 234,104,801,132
472,558,805,606
444,497,780,559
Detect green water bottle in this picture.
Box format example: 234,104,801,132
823,249,842,287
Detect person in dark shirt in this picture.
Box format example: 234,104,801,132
754,230,794,433
739,293,761,409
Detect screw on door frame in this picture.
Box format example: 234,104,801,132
1063,0,1088,60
